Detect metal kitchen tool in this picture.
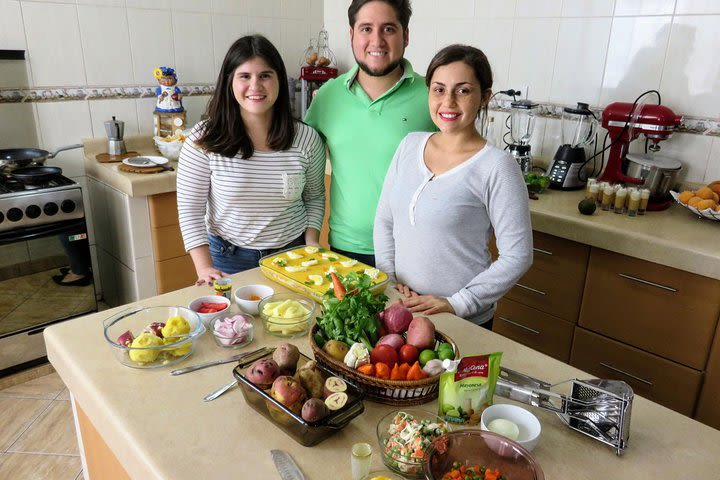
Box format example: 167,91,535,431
170,346,271,375
202,347,276,401
271,449,305,480
104,116,126,155
204,380,237,402
495,367,633,456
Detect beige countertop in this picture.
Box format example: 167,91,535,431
46,268,720,479
82,136,177,197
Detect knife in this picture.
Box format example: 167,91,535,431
271,450,305,480
170,347,270,376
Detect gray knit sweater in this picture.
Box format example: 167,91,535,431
374,132,533,325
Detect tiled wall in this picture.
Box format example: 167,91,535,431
324,0,720,184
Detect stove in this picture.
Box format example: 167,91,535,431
0,174,84,233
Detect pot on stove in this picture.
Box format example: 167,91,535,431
0,144,82,172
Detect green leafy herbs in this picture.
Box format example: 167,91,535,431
315,272,388,350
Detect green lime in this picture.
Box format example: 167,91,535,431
419,349,437,367
578,199,597,215
438,348,454,361
437,342,453,352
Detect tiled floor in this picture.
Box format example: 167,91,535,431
0,368,82,480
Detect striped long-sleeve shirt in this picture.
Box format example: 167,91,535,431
177,121,326,252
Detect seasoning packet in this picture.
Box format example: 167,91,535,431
437,352,502,425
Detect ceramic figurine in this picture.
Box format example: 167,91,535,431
154,66,184,113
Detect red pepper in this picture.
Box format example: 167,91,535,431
330,272,346,300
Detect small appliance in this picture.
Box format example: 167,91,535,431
547,102,596,190
104,116,126,155
507,99,538,174
599,101,683,210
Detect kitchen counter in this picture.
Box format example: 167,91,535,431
82,136,177,197
45,268,720,479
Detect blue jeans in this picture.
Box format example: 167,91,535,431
330,246,376,267
208,234,305,274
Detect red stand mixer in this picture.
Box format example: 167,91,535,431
599,102,683,210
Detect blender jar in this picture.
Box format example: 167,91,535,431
561,102,596,148
510,99,539,146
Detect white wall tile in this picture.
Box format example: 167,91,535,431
88,99,140,139
1,0,26,49
540,116,563,160
87,177,110,251
128,195,152,259
475,0,517,18
171,0,211,13
77,0,125,6
310,0,323,19
126,0,171,9
212,0,246,15
436,20,475,49
22,2,86,87
280,18,310,75
182,95,210,129
136,97,157,135
172,11,214,83
116,258,139,305
0,59,32,88
326,0,350,24
127,8,174,85
660,15,720,117
412,0,475,19
323,20,353,72
675,0,720,14
614,0,675,16
97,247,118,306
562,0,616,17
73,175,95,246
0,103,39,147
600,16,671,106
474,19,514,90
211,14,249,76
134,255,157,300
550,17,612,105
106,186,132,266
405,19,436,76
78,5,134,86
246,0,280,18
643,132,712,183
508,18,560,102
35,101,92,177
706,139,720,182
280,0,310,20
247,16,282,48
515,0,563,17
89,244,102,298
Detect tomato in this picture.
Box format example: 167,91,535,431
202,302,228,310
370,344,398,366
399,344,419,364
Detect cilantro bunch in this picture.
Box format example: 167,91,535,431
314,272,388,350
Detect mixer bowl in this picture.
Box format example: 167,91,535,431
624,153,681,197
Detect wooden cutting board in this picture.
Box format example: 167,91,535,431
117,163,164,174
96,151,140,163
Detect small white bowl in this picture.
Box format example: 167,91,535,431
188,295,231,327
234,284,274,314
480,403,541,452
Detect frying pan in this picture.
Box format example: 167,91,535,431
0,144,82,171
10,165,63,184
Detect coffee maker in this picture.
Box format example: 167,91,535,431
599,101,683,209
508,99,538,174
104,116,126,155
547,102,596,190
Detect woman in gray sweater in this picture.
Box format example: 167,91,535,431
373,45,533,328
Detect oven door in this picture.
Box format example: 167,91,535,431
0,218,97,373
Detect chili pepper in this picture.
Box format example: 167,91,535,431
375,362,390,379
330,272,346,300
356,363,375,376
390,363,406,381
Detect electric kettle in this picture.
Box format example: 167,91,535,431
104,116,127,155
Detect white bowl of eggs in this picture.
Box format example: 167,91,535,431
480,403,541,452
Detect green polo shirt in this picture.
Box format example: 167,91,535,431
305,60,434,254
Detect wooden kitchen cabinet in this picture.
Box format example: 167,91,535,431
695,317,720,429
578,248,720,370
495,298,575,362
570,328,703,416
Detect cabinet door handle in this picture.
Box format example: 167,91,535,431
533,247,553,256
599,362,653,386
498,316,540,334
515,283,547,296
617,273,677,292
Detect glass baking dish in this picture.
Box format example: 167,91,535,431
259,245,389,301
233,350,365,446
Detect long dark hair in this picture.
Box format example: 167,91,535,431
426,44,493,114
197,35,295,159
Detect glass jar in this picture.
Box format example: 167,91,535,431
638,188,650,215
614,187,627,214
301,38,318,67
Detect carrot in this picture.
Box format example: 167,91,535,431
484,468,500,480
375,362,390,379
330,272,346,300
357,363,375,376
390,363,405,380
398,362,410,379
406,361,428,381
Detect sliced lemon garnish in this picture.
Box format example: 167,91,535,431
325,265,337,275
340,259,358,267
301,258,318,267
364,268,380,279
272,257,287,267
285,265,308,272
305,246,319,253
286,251,303,259
308,274,324,285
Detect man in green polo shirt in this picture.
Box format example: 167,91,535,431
305,0,434,266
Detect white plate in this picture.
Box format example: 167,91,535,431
123,156,169,167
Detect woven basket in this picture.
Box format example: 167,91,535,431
309,325,459,406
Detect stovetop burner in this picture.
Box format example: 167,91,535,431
0,173,76,194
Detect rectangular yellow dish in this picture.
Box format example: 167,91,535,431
259,245,389,301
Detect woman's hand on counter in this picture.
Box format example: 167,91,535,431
189,245,226,285
401,294,455,316
195,267,226,286
395,283,419,298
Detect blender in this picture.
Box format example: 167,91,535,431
508,99,538,174
547,102,596,190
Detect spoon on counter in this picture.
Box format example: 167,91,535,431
204,380,238,402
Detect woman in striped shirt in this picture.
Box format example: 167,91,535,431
177,35,326,284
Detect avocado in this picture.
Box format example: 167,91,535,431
578,199,597,215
